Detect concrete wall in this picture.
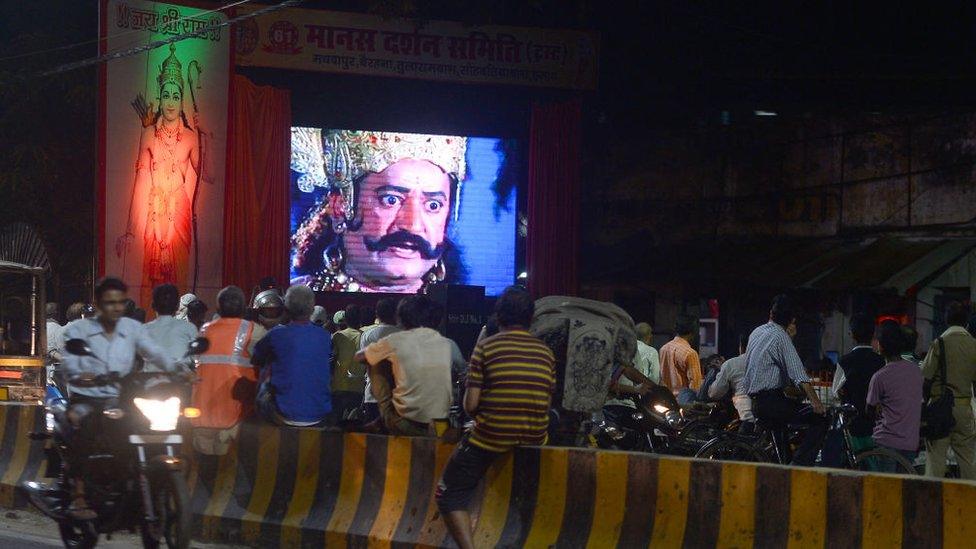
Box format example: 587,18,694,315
584,112,976,276
581,112,976,355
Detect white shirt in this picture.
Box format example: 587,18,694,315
708,354,753,420
363,327,453,423
639,340,661,384
62,317,174,398
742,321,810,394
359,323,402,404
46,320,63,356
143,315,199,372
830,345,874,398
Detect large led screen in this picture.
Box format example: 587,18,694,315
290,128,517,295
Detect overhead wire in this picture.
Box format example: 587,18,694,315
31,0,303,78
0,0,254,64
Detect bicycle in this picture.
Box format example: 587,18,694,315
695,403,917,475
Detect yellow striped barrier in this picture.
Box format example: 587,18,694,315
3,406,976,547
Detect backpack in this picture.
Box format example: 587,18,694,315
921,338,956,441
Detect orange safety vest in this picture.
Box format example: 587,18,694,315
191,317,258,429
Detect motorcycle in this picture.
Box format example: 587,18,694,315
20,337,208,549
591,386,731,455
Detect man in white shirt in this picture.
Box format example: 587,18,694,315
708,334,752,420
635,322,661,384
45,303,64,361
359,298,402,422
61,277,174,518
143,284,199,373
356,295,452,436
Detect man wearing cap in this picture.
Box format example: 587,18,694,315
311,306,329,328
175,293,197,321
290,129,466,293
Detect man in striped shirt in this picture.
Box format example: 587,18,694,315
436,286,555,549
742,294,826,465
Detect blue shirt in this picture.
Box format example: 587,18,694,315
251,322,332,422
742,321,810,394
62,317,174,398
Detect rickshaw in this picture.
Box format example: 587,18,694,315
0,260,46,404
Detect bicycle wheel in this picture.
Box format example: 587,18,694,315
853,448,917,475
695,436,767,462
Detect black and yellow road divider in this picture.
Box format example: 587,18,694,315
3,405,976,547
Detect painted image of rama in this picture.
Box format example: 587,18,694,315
290,129,467,293
116,44,213,306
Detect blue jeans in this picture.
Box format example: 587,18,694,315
256,381,335,427
676,388,698,405
875,445,917,473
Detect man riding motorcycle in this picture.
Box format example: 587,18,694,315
60,277,175,520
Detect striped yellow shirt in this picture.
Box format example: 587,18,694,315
466,329,556,452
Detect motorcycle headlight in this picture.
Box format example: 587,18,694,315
133,396,181,432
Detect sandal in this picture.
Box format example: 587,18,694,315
66,502,97,521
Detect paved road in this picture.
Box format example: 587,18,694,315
0,509,245,548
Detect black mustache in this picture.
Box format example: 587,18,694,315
363,231,444,259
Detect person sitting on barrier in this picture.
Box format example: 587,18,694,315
436,286,556,549
186,298,209,331
311,305,329,328
356,295,453,436
62,277,175,520
866,321,923,471
359,298,402,423
191,286,266,455
332,304,365,422
252,285,335,428
423,301,468,382
144,284,199,373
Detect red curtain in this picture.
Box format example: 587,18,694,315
222,75,291,292
527,99,581,297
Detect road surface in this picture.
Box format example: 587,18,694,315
0,509,245,548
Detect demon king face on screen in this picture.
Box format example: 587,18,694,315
291,129,467,293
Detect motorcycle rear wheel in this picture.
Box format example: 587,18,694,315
58,520,98,549
140,470,191,549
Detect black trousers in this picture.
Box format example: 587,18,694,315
66,395,119,477
752,390,827,466
435,438,501,513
